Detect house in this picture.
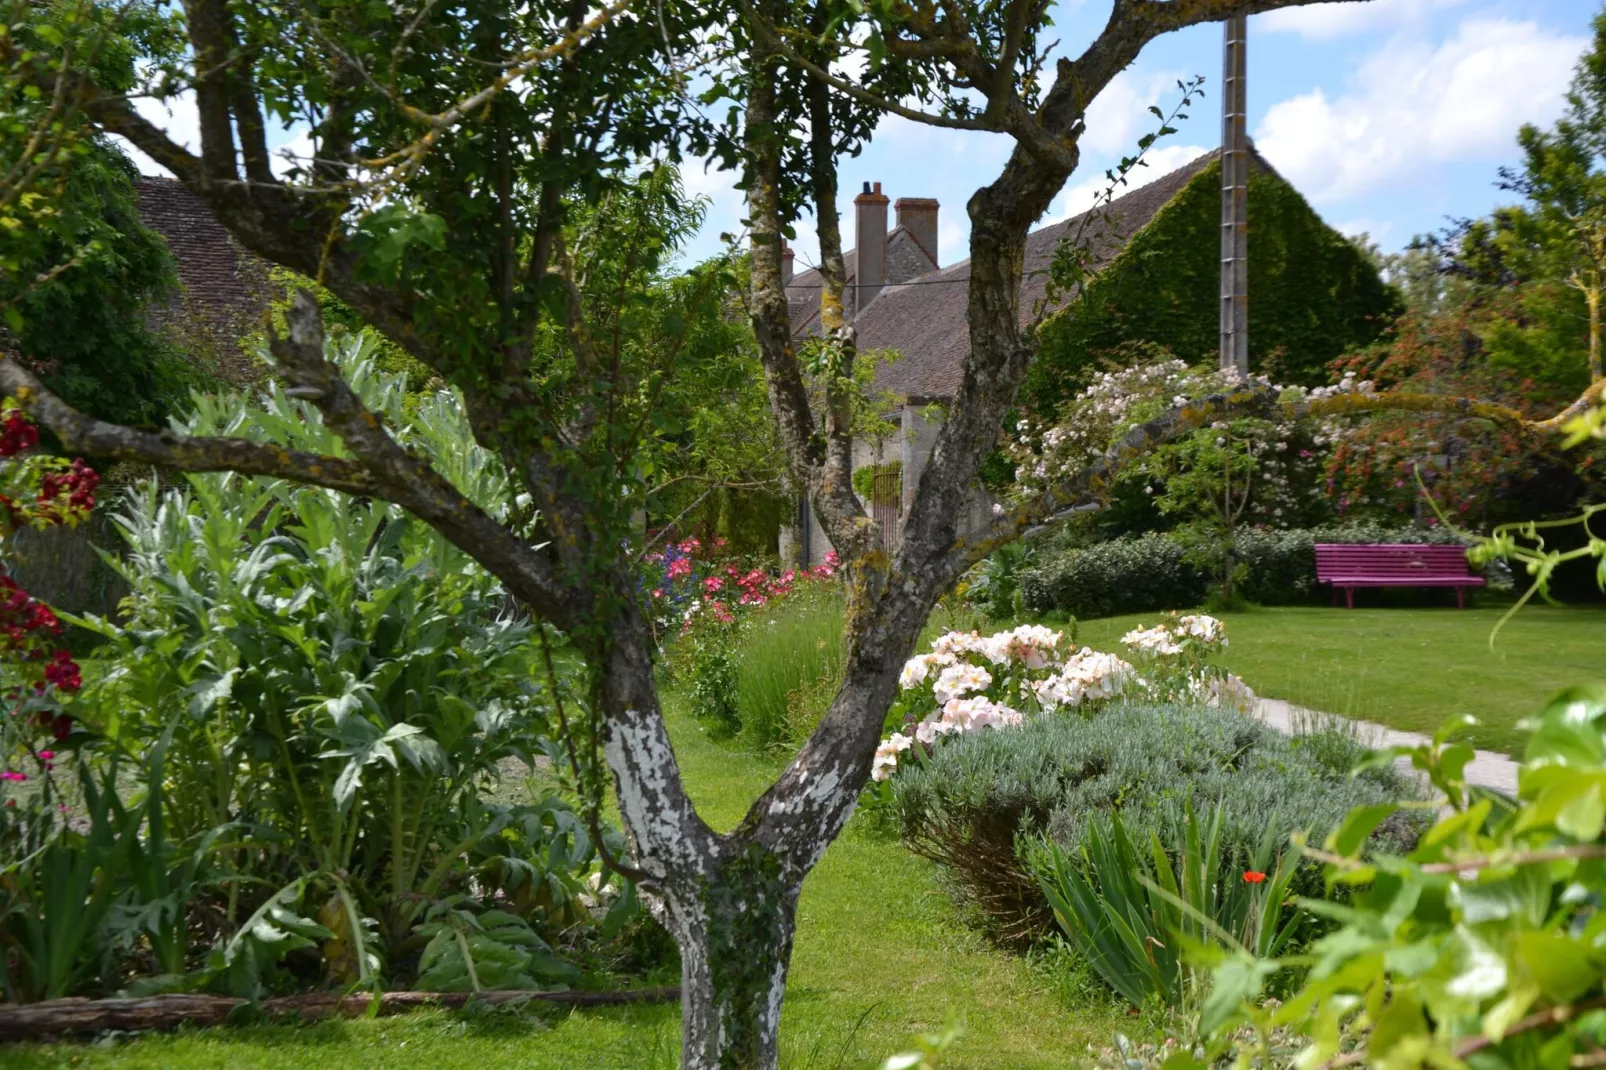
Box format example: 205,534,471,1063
778,146,1397,567
133,177,275,386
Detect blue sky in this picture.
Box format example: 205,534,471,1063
678,0,1600,270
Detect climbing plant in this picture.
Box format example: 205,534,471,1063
1024,160,1401,420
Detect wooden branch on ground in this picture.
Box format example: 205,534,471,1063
0,987,681,1040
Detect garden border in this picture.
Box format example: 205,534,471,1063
0,987,682,1041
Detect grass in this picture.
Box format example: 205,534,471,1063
1072,604,1606,755
8,694,1133,1069
735,586,847,748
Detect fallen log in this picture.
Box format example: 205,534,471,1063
0,986,681,1041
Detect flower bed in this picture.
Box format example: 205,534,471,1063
872,614,1253,780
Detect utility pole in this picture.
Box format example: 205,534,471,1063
1220,14,1249,375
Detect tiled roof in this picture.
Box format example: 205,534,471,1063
787,226,937,337
784,147,1264,399
133,177,273,382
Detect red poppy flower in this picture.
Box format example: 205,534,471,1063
1242,870,1267,884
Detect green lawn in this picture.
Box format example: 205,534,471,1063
1074,604,1606,755
8,699,1131,1070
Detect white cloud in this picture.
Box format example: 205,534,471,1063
1258,0,1468,41
111,90,199,177
270,128,315,179
1078,68,1199,157
1333,217,1394,243
1057,144,1211,220
1256,17,1587,204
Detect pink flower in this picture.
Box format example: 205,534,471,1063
0,771,25,782
37,750,53,761
651,589,664,599
704,576,724,593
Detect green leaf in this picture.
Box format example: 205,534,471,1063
185,669,238,719
1515,932,1599,1003
1201,955,1274,1034
1368,989,1426,1061
1328,803,1399,858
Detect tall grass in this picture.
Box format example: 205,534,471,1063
735,584,847,750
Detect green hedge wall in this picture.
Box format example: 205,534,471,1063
1018,523,1477,618
1023,160,1402,418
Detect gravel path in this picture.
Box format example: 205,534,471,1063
1252,696,1519,795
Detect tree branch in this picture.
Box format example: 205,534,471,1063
0,360,380,497
266,291,582,629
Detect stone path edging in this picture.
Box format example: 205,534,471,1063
1251,697,1519,796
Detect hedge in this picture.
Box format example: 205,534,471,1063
1022,159,1401,419
1019,523,1475,618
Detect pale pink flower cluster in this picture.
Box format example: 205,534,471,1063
937,696,1024,732
998,624,1062,668
1187,672,1257,713
933,662,993,704
1032,647,1135,710
898,651,957,689
1120,624,1184,656
872,732,914,782
1121,614,1228,656
1174,614,1228,647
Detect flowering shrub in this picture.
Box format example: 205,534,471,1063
872,616,1251,781
0,402,93,815
1119,613,1257,712
1005,360,1357,530
645,532,837,639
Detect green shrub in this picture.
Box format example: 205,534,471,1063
1021,523,1480,617
734,584,846,750
887,702,1420,944
1018,533,1208,618
1036,802,1301,1010
53,333,649,995
1235,521,1474,604
687,626,742,738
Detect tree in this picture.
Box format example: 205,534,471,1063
1490,7,1606,385
9,139,201,425
4,1,1599,1067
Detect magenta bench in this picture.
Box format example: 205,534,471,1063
1314,543,1485,609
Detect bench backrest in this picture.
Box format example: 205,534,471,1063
1314,543,1472,580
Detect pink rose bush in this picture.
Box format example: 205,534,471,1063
1119,612,1254,712
872,614,1253,781
0,403,94,811
644,532,838,640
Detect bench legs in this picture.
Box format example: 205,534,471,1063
1345,587,1354,610
1456,587,1465,610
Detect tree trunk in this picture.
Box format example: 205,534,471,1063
1588,287,1602,382
659,853,801,1070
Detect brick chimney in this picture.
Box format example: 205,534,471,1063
854,181,889,313
895,197,940,268
781,243,794,285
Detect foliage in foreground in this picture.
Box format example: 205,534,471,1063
1186,685,1606,1069
0,339,661,1003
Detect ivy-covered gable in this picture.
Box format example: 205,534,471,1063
1023,158,1402,418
